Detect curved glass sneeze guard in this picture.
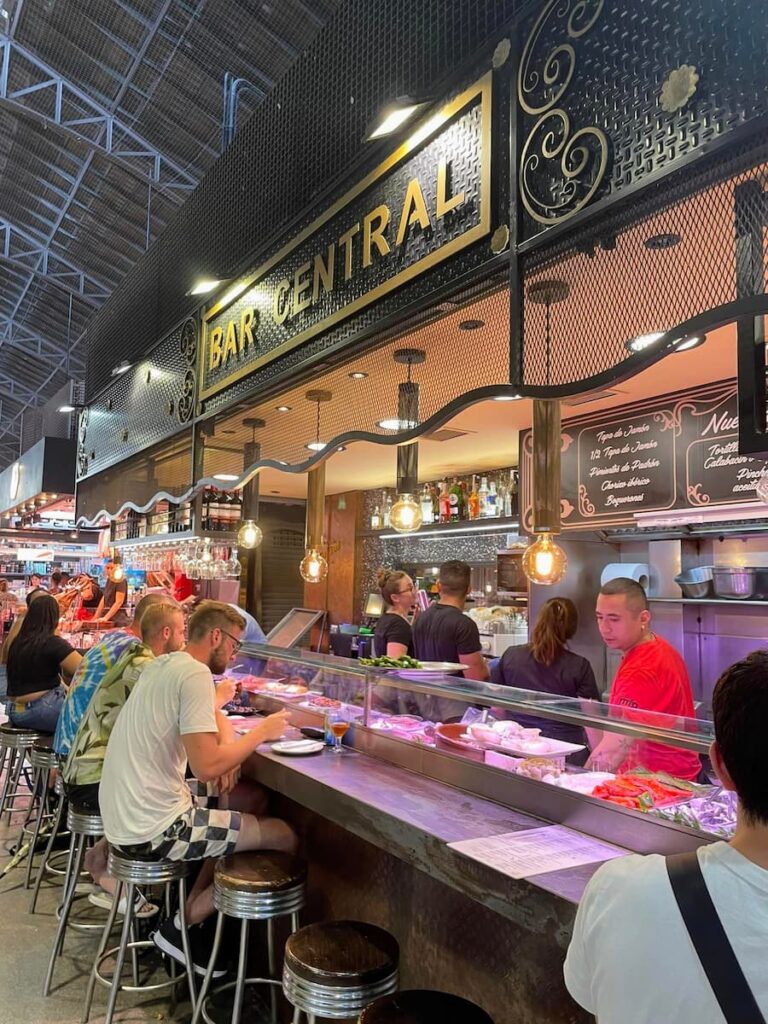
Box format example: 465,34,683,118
236,642,714,754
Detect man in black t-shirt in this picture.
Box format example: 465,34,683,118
412,560,489,682
93,558,129,627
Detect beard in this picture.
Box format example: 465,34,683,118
209,642,230,675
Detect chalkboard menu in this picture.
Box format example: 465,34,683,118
521,381,765,531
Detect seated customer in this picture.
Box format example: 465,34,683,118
99,600,296,974
6,595,82,732
54,592,171,758
491,597,599,763
565,650,768,1022
63,601,186,913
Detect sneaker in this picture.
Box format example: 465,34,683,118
88,889,159,918
152,913,227,978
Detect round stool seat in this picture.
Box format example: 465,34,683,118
30,745,58,769
0,725,41,747
360,990,495,1023
67,807,104,835
32,734,54,750
215,851,307,893
286,921,399,988
108,849,190,886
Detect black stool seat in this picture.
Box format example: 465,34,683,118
32,734,54,752
215,851,307,893
285,921,399,988
360,990,494,1023
0,724,40,734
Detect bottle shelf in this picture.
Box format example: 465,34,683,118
359,514,521,539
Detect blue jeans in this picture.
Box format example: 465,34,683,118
7,687,66,733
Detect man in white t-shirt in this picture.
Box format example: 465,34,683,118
565,650,768,1023
100,600,295,975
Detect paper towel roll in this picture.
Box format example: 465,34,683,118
600,562,650,591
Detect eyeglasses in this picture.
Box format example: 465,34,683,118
396,585,415,594
219,628,242,653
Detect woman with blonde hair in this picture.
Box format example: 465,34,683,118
373,569,416,658
491,597,599,761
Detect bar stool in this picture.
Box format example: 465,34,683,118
193,851,307,1024
283,921,399,1023
43,806,106,996
30,774,69,913
359,991,495,1023
0,725,44,823
20,737,60,888
82,848,196,1024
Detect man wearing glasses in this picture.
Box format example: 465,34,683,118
100,600,296,976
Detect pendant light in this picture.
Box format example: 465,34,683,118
305,389,332,452
237,417,265,550
523,280,569,586
111,556,125,582
301,425,330,584
388,349,425,533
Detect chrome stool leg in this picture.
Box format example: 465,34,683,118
43,831,86,995
30,788,67,913
82,878,124,1024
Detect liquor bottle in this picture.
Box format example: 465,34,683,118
468,476,480,520
448,477,463,521
504,470,515,517
382,490,392,528
438,481,451,524
478,477,489,518
460,478,469,520
432,484,440,523
487,480,498,517
371,503,382,530
496,478,507,519
420,484,433,525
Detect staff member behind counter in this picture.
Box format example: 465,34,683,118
412,560,488,681
589,577,701,781
373,569,416,658
491,597,599,764
91,558,129,628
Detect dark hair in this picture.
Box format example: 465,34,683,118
438,560,471,597
30,573,41,583
376,568,410,606
598,577,649,612
712,650,768,825
530,597,578,666
61,571,70,581
7,594,61,681
50,572,62,585
26,587,47,608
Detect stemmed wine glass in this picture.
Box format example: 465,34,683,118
327,710,351,754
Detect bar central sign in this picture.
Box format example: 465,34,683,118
200,73,492,401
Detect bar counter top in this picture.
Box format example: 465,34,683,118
244,730,624,928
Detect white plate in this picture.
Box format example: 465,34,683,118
488,737,585,758
270,740,325,756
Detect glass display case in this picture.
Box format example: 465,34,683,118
226,643,730,855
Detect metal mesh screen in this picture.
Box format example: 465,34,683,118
84,0,523,399
76,429,193,523
521,140,768,388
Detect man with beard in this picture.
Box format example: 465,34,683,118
99,600,295,976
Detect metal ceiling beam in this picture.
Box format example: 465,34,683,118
0,217,111,304
0,370,44,405
0,316,86,368
0,34,198,203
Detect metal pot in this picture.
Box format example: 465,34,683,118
712,566,756,600
674,566,713,599
747,567,768,601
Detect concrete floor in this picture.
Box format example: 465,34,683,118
0,797,188,1024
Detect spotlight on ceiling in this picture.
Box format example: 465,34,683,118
111,360,132,376
459,319,485,331
348,372,368,380
213,473,239,482
644,232,681,251
188,277,225,296
58,404,77,413
672,333,706,353
376,418,418,431
626,332,666,354
493,394,522,402
365,97,427,141
276,405,291,413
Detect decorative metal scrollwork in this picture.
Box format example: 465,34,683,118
180,317,197,367
518,0,609,225
177,369,195,424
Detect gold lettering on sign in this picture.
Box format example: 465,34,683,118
292,261,312,317
436,160,464,218
223,320,238,362
273,279,291,325
362,204,391,268
396,178,431,246
209,326,224,370
239,308,256,353
312,245,335,302
338,223,360,281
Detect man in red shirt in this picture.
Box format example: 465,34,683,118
588,577,701,781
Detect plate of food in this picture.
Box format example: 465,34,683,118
240,677,308,699
465,721,584,759
358,655,465,678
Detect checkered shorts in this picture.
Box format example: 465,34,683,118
117,779,242,862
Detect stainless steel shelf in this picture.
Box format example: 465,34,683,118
650,597,768,606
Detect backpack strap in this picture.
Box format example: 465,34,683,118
666,851,765,1024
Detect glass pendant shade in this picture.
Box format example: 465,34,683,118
389,494,423,533
111,563,125,582
300,547,328,583
522,532,567,585
237,519,263,549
